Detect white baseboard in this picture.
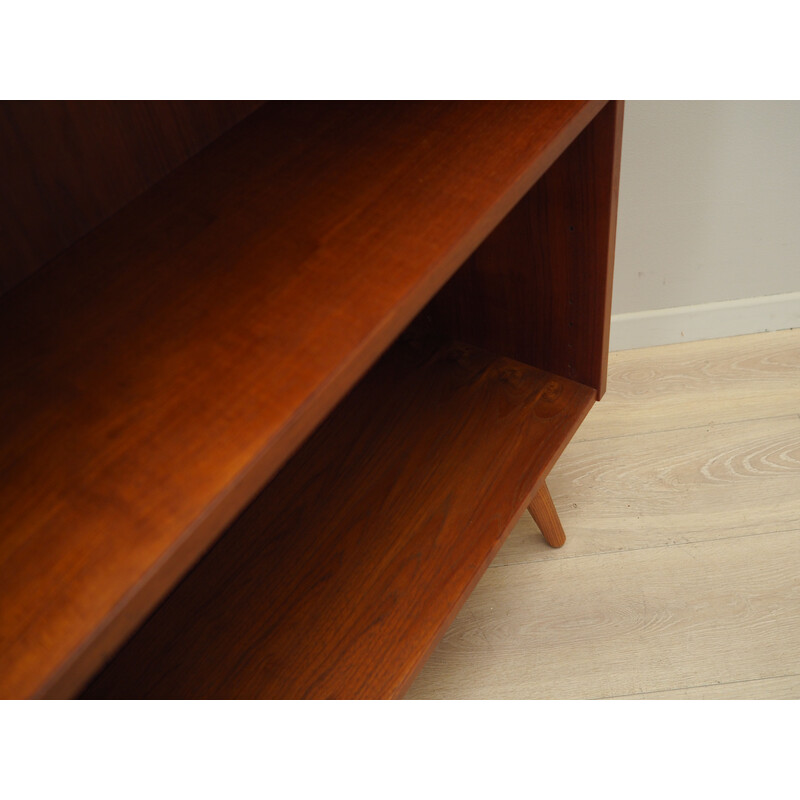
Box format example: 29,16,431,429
610,291,800,351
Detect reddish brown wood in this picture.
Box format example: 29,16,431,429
0,101,607,699
425,101,624,398
81,336,595,699
528,481,567,548
0,100,263,295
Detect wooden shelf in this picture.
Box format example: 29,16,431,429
0,101,621,699
82,335,594,699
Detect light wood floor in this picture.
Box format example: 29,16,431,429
407,328,800,699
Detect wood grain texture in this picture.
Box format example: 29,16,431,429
0,100,262,294
426,101,623,397
406,530,800,699
81,337,595,699
408,329,800,700
0,101,605,699
576,328,800,443
497,415,800,565
528,482,566,548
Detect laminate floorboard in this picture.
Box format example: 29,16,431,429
495,415,800,564
407,328,800,700
573,329,800,443
407,527,800,700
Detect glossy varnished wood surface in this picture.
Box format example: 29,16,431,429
0,101,262,294
0,101,605,698
82,337,595,699
428,101,623,397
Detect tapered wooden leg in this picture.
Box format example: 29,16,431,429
528,481,566,548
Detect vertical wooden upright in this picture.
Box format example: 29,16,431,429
426,100,624,398
0,101,622,699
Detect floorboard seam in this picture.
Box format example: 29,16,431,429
489,527,800,569
596,671,800,700
572,412,800,446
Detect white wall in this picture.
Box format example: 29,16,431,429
611,101,800,349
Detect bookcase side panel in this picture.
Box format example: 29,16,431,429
426,100,623,398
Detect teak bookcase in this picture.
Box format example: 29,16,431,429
0,101,623,699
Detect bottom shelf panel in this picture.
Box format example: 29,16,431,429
82,336,594,699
